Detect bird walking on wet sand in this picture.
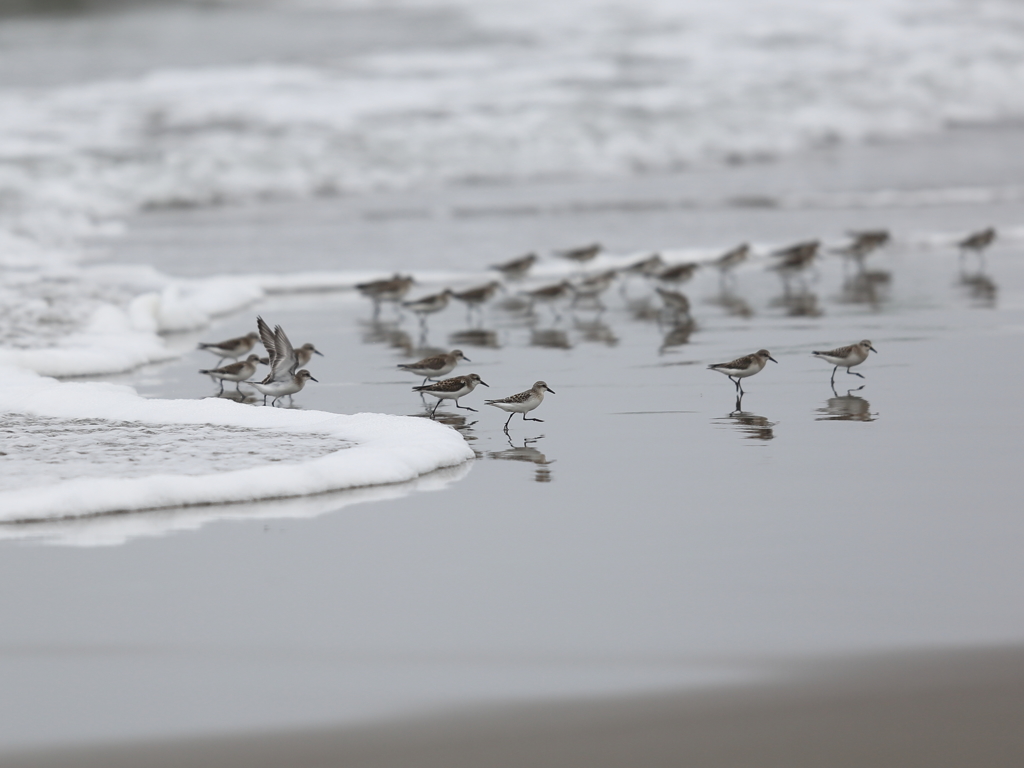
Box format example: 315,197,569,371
524,281,573,317
398,349,469,385
770,240,819,271
708,349,777,395
198,331,260,365
200,354,265,395
555,242,602,266
715,243,750,274
657,262,700,285
833,230,889,267
452,282,502,320
571,270,618,306
957,227,996,267
623,252,666,277
812,340,877,386
247,316,318,406
486,381,555,432
356,274,416,315
413,373,489,417
403,289,454,326
491,253,538,280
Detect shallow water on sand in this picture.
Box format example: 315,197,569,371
2,148,1024,748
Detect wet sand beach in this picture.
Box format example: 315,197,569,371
6,646,1024,768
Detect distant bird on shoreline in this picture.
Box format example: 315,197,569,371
657,262,700,285
486,381,555,431
708,349,777,395
200,354,264,395
198,331,260,365
414,373,489,417
491,253,538,280
403,289,454,326
247,316,318,406
957,227,996,268
812,340,877,386
356,274,415,315
555,243,602,265
398,349,468,385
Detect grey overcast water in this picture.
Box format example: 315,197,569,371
2,0,1024,758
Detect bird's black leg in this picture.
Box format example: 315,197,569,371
454,398,477,412
235,381,242,393
830,366,838,386
523,412,543,422
848,368,865,379
504,413,514,431
216,380,224,395
430,399,442,418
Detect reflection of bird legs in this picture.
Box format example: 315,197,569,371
830,366,865,386
732,393,743,415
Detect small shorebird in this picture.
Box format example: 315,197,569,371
524,281,573,316
657,262,700,285
486,381,555,431
957,227,996,267
200,354,264,395
708,349,777,395
770,240,819,271
623,253,665,277
834,230,889,265
198,331,260,365
294,343,324,368
356,274,416,314
571,270,618,306
812,340,877,386
398,349,469,385
715,243,750,273
555,243,602,265
452,282,502,319
491,253,537,280
403,289,454,324
247,316,319,406
413,373,489,417
248,369,317,407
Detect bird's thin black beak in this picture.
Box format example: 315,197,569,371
314,349,324,357
547,388,556,394
479,380,490,387
769,356,778,364
463,355,471,362
309,376,319,382
869,346,878,353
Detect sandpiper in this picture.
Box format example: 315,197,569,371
770,240,819,272
708,349,777,395
491,253,538,280
398,349,469,385
833,230,889,264
524,281,573,314
812,340,877,385
715,243,750,272
623,253,666,277
413,373,489,417
957,227,996,266
403,289,454,323
247,316,318,405
294,343,324,368
485,381,555,431
555,243,602,265
657,262,700,284
248,369,318,407
198,331,260,364
356,274,415,314
452,282,503,317
572,270,618,305
199,354,263,395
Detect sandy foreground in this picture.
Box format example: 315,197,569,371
5,645,1022,768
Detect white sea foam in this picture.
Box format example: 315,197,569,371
0,367,475,523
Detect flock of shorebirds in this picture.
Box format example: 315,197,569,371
196,226,997,424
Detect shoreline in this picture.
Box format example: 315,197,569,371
6,645,1023,767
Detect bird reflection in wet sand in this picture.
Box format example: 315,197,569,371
573,315,618,346
816,390,876,422
840,270,891,307
959,271,998,307
659,318,696,354
449,328,501,349
770,288,822,317
430,412,478,436
714,400,776,441
530,327,572,350
360,318,413,355
709,287,754,318
488,435,555,482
